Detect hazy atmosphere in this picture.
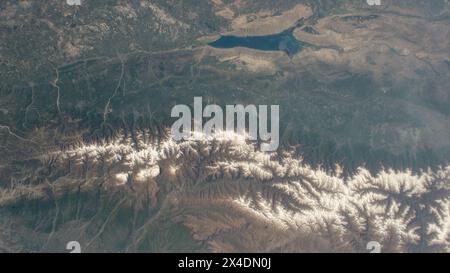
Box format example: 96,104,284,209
0,0,449,253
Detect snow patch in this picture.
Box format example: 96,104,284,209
66,0,81,6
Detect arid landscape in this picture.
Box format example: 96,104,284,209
0,0,449,252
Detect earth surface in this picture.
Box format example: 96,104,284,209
0,0,449,253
